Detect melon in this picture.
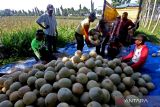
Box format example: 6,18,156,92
58,67,71,78
71,56,81,64
152,53,156,57
137,78,146,87
96,55,103,61
33,89,40,97
87,101,102,107
62,57,69,63
45,93,57,107
72,95,79,104
9,82,22,92
28,68,39,77
103,59,108,64
36,97,45,107
76,73,88,85
23,92,37,105
57,102,69,107
114,66,122,74
19,73,29,84
131,72,141,81
139,87,148,95
102,89,110,103
40,84,53,96
142,74,152,82
57,88,72,102
72,83,84,95
120,73,126,79
58,78,72,88
123,77,135,87
121,63,128,69
87,80,100,90
81,53,90,61
108,61,116,69
126,95,140,106
0,94,8,102
123,66,133,76
94,67,106,77
131,86,139,96
111,91,123,102
3,78,13,90
87,72,98,81
35,78,47,89
35,71,44,78
117,83,126,92
78,67,90,74
75,50,82,57
102,104,110,107
101,79,114,92
0,77,6,87
0,100,13,107
46,60,56,68
109,74,121,85
45,66,56,72
70,75,76,83
14,100,25,107
104,67,114,76
33,63,45,71
10,71,22,81
70,69,76,75
85,59,95,69
89,87,104,103
55,62,65,72
6,90,11,96
113,58,121,66
27,76,37,88
53,82,59,90
89,51,97,58
80,92,91,104
9,91,19,102
95,60,103,67
77,62,85,69
146,82,155,90
44,71,56,82
18,85,31,98
123,90,131,97
65,61,74,69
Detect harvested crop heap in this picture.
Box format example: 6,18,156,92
0,50,155,107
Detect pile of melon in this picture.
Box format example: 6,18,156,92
0,50,155,107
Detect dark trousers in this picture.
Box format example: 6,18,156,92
96,36,109,57
75,32,84,51
45,35,57,53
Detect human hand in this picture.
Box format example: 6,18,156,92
45,25,49,29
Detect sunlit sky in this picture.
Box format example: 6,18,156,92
0,0,136,11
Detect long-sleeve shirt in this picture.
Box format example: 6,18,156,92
31,38,45,59
122,45,149,70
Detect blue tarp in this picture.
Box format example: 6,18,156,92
0,42,160,96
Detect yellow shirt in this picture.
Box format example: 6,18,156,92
76,18,90,35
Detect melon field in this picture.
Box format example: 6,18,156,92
0,16,98,65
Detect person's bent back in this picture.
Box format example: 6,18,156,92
122,34,149,70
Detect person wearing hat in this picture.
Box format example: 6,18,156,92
31,29,56,63
75,12,97,51
36,4,58,54
121,34,149,70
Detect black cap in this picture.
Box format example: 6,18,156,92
36,29,44,36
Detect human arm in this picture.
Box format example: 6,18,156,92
36,14,49,29
122,50,134,61
128,20,135,30
131,46,149,70
83,24,90,43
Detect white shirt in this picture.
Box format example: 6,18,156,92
36,13,57,36
132,47,143,63
76,18,90,35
